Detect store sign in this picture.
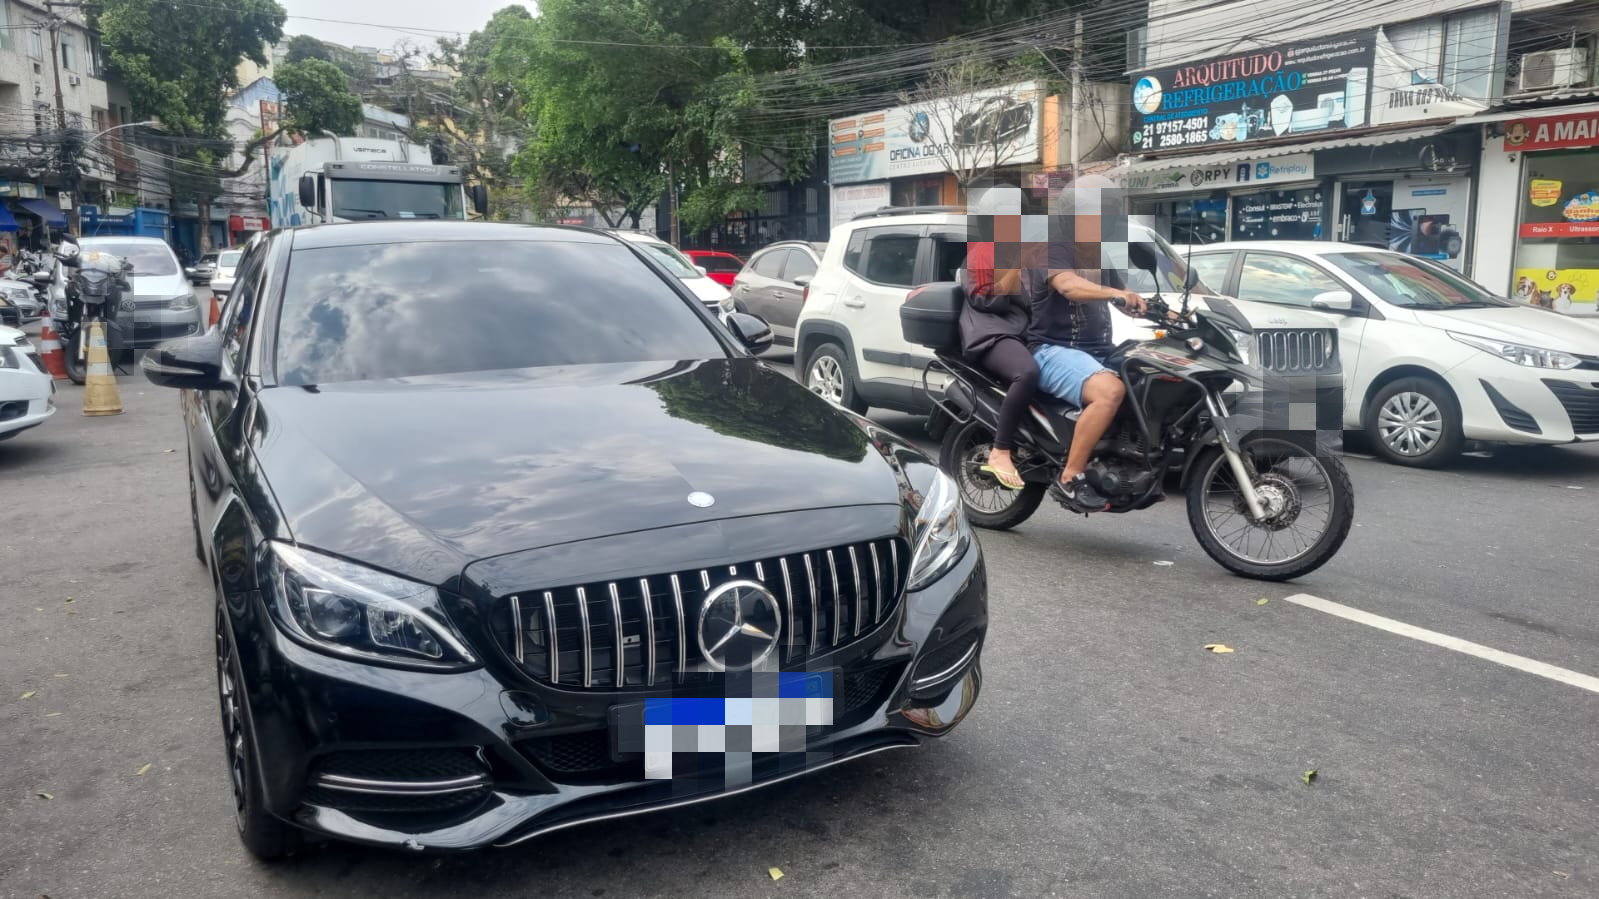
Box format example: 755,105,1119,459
829,182,891,228
1231,186,1325,241
1126,154,1315,195
1367,26,1497,127
0,181,42,199
1513,267,1599,311
1503,111,1599,152
828,82,1041,185
1129,35,1373,152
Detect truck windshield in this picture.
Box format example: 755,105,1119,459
330,179,464,221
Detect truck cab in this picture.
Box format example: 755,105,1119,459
269,137,489,228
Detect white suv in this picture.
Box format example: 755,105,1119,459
795,207,968,414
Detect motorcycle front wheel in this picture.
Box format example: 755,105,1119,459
63,328,87,385
940,420,1046,530
1186,437,1354,581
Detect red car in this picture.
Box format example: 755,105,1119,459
683,250,745,288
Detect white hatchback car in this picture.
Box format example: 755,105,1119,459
1183,241,1599,466
210,247,244,300
0,324,54,441
607,230,734,317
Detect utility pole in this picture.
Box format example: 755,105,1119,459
668,159,680,246
1070,13,1084,177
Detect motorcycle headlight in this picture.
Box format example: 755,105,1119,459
261,542,477,670
49,296,67,318
905,469,974,592
168,294,198,311
1449,332,1579,370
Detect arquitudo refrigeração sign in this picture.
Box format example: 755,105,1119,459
1130,33,1374,154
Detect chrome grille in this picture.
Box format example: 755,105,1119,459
1256,329,1337,372
492,536,908,690
132,297,176,310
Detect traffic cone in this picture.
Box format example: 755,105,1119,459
207,294,220,329
38,318,68,380
81,320,122,417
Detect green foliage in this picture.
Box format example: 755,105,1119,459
432,5,534,220
275,60,363,138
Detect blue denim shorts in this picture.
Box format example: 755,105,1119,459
1033,344,1112,407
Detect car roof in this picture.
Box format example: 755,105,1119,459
606,229,669,245
1184,241,1383,256
685,249,740,257
752,240,827,254
290,220,619,250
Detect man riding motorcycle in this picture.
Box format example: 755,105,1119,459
1024,175,1153,513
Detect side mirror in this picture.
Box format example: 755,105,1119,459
1183,267,1201,291
1311,290,1355,312
1127,241,1159,277
298,174,317,209
141,331,231,391
472,185,489,216
724,311,774,356
695,265,708,275
792,275,812,288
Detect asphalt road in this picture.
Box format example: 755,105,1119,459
3,336,1598,899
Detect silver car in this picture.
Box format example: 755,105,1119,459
80,237,204,349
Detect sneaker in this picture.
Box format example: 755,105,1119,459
1050,474,1110,513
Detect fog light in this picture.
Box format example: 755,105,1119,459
1187,337,1204,351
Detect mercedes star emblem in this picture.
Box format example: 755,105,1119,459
687,491,715,508
696,579,782,672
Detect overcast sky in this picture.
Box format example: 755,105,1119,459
277,0,535,53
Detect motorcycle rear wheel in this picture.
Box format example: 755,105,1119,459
1186,437,1354,581
940,420,1046,530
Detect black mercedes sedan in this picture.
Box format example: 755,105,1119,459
142,221,987,859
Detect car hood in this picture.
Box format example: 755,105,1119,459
1,324,23,342
680,275,730,304
251,358,899,583
1410,304,1599,353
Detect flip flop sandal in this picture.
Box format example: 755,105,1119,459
980,464,1025,490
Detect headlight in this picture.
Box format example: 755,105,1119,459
905,469,973,592
1449,332,1579,370
261,542,477,670
0,346,17,370
1224,327,1254,366
169,294,198,311
49,296,67,318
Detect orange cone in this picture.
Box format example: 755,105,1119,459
208,294,220,328
38,317,68,380
81,320,122,417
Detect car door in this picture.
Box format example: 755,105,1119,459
734,248,787,325
1233,251,1370,427
842,226,923,388
765,248,816,341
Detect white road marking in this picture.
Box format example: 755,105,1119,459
1282,593,1599,695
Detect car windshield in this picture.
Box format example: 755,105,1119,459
218,251,242,268
82,241,178,276
638,240,703,279
1325,253,1511,308
274,239,727,386
693,255,744,273
330,179,464,221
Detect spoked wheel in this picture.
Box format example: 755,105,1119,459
1186,437,1354,581
939,420,1046,530
216,602,300,861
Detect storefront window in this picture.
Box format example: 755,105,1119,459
892,176,944,207
1231,188,1324,241
1512,148,1599,313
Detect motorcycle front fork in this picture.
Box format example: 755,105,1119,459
1203,392,1268,522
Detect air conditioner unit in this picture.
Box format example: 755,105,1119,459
1518,48,1591,92
68,74,80,86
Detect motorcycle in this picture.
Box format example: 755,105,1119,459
50,237,133,384
899,242,1355,582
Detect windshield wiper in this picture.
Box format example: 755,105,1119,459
338,208,388,219
1427,302,1500,309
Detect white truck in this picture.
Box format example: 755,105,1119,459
267,136,487,228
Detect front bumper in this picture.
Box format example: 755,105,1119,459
226,539,987,852
0,367,55,437
1450,363,1599,445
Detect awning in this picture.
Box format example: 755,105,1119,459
16,198,66,228
1454,100,1599,125
0,206,17,232
1125,125,1455,174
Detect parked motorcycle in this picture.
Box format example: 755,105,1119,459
900,244,1355,582
50,237,133,384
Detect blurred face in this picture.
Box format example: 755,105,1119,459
995,213,1022,243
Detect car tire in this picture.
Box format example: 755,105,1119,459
1366,376,1463,468
805,342,868,415
216,600,301,862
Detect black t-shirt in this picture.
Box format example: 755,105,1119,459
1022,241,1115,358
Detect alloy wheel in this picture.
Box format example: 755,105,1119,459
215,607,248,831
808,356,845,405
1377,391,1443,457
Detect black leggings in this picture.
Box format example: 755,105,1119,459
971,338,1039,451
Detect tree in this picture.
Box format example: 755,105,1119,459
272,60,364,143
897,48,1042,190
430,5,532,219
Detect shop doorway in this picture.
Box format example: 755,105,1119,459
1338,181,1392,247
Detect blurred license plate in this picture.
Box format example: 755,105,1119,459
608,671,835,769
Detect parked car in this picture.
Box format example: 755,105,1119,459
209,248,244,300
140,220,986,859
731,240,826,348
0,325,53,441
608,230,734,316
0,295,20,329
1,275,41,319
683,249,745,288
79,237,204,350
186,252,218,285
1182,241,1599,466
